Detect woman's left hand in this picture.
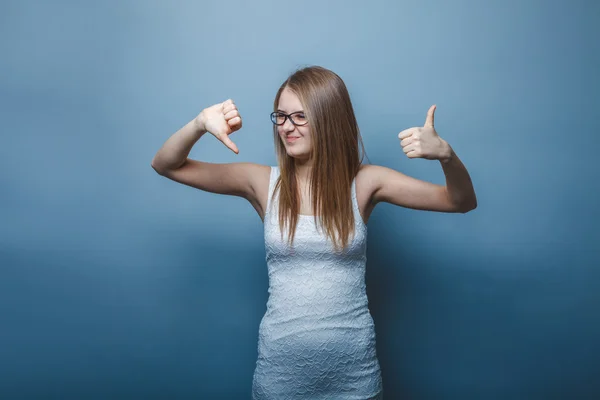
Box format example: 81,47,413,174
398,105,452,161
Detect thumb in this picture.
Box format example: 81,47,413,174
424,104,436,128
223,137,239,154
216,131,239,154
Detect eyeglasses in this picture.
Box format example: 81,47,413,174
270,111,308,126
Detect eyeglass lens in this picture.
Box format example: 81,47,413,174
272,112,307,125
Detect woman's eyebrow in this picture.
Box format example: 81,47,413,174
277,109,304,113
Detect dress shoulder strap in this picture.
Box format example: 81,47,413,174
351,177,359,213
266,166,280,218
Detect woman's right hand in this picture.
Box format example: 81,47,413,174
196,99,242,154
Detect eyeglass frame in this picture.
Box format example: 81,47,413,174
270,111,309,126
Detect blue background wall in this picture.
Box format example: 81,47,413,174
1,0,598,398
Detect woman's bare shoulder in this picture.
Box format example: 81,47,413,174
248,164,273,221
356,163,377,189
355,164,380,213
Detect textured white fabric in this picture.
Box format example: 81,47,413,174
252,166,383,400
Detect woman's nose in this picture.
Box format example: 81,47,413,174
282,117,296,131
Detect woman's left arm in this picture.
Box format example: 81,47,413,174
370,105,477,213
437,142,478,212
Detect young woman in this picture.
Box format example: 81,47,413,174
151,66,477,399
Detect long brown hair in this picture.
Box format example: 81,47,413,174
271,65,370,253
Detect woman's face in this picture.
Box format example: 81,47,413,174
276,87,312,162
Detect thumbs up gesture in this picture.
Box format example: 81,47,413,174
398,105,452,161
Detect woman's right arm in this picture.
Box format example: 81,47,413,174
151,99,266,200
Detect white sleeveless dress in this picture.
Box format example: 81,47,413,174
252,166,383,400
